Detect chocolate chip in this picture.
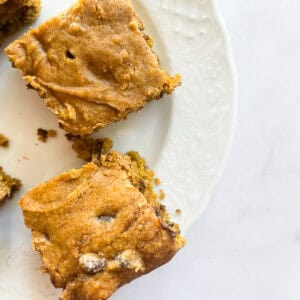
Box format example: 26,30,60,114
97,215,115,223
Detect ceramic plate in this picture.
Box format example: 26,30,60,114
0,0,237,298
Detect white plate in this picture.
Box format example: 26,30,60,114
0,0,237,298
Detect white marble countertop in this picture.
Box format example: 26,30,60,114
137,1,300,299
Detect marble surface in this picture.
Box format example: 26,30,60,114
170,0,300,299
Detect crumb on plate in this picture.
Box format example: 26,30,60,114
37,128,57,142
159,189,166,200
175,209,182,216
19,148,185,300
154,178,161,186
66,134,113,161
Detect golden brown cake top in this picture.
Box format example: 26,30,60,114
19,151,185,300
6,0,181,135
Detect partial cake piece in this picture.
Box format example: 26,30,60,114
65,134,113,161
19,151,185,300
6,0,181,135
0,0,40,44
0,166,21,204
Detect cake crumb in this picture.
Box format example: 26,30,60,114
159,189,166,200
154,178,161,186
0,133,9,147
0,166,22,204
37,128,57,142
40,266,48,274
175,209,182,216
66,134,113,161
143,34,153,48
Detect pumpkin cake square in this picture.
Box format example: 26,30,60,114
19,151,185,299
0,0,40,45
6,0,181,135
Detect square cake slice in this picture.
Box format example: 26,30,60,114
6,0,181,135
0,0,40,44
19,151,185,300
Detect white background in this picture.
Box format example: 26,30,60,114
162,1,300,299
